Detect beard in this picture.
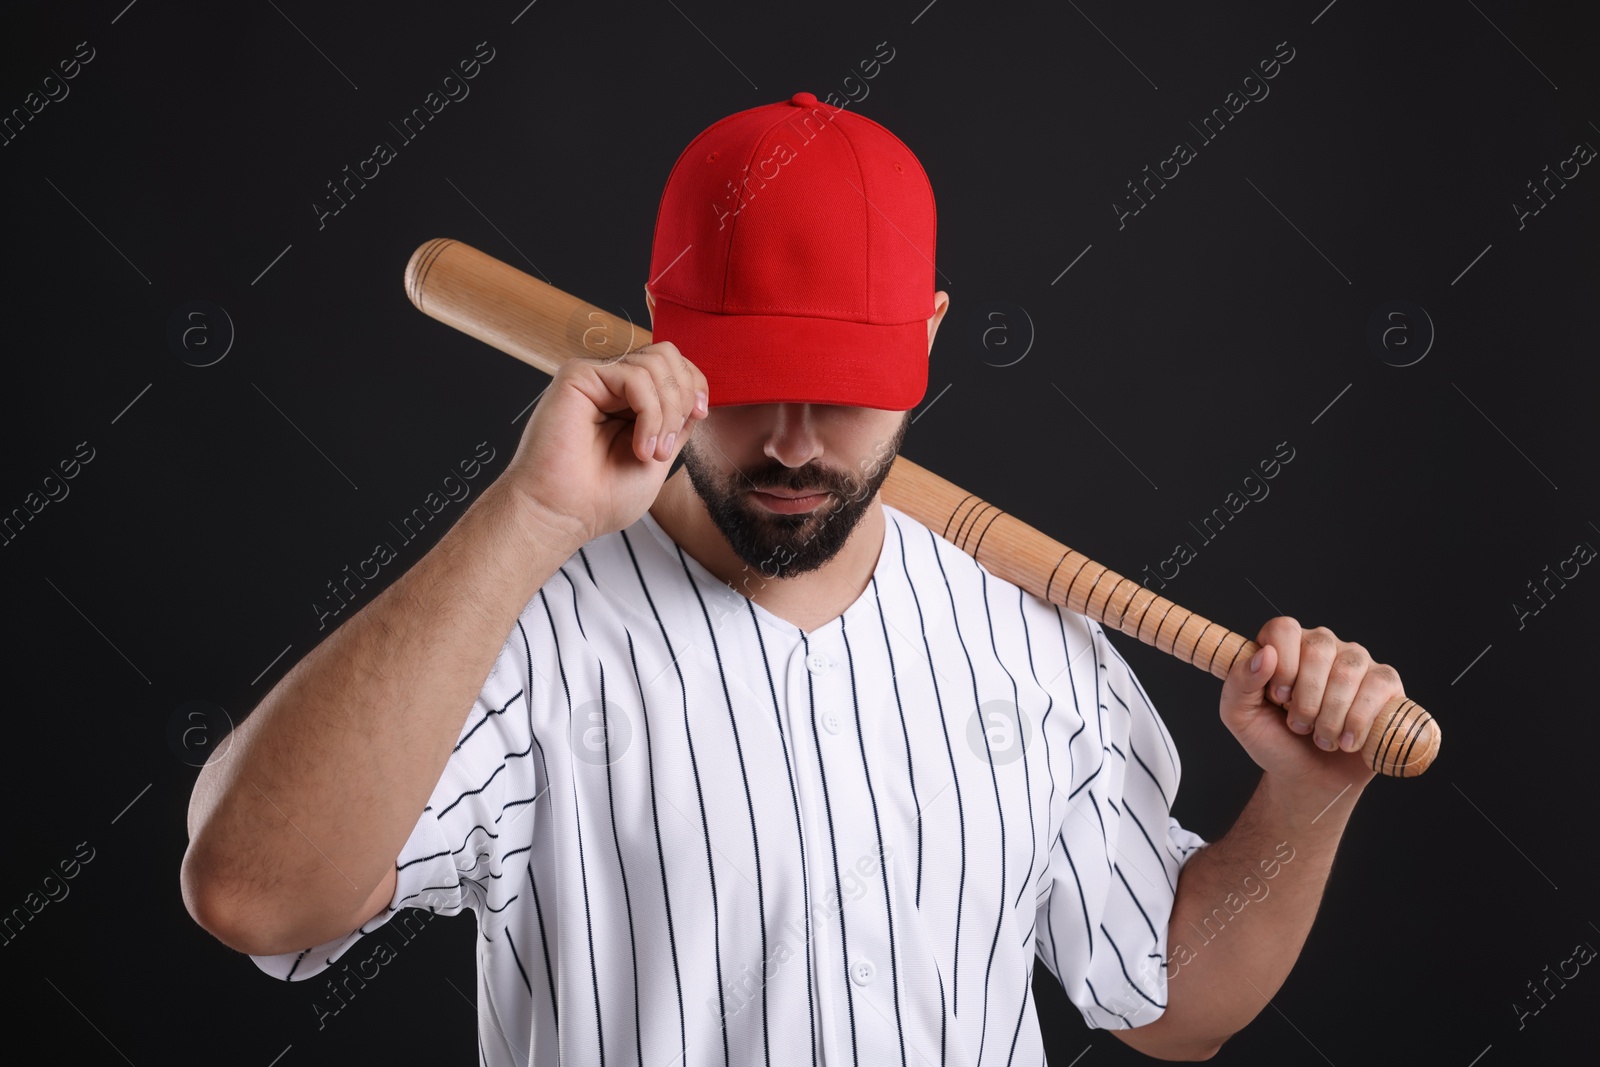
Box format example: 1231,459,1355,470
680,412,910,579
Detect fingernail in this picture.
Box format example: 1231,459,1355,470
1249,651,1263,672
695,390,707,413
1274,685,1291,703
1289,719,1312,735
664,431,677,452
1315,735,1334,751
645,434,657,456
1339,730,1356,751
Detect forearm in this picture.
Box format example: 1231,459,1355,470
181,479,585,954
1141,772,1364,1057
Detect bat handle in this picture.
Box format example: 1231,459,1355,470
1086,577,1441,779
1231,641,1438,778
907,475,1443,778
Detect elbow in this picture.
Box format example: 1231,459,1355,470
1119,1018,1229,1061
180,838,375,959
1179,1042,1224,1062
1140,1039,1225,1062
180,840,298,958
1162,1032,1232,1061
180,841,252,953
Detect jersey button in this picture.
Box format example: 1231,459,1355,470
850,958,875,986
806,653,829,674
822,711,843,735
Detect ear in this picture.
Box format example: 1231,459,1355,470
926,290,950,351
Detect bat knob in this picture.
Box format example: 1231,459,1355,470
1360,696,1439,778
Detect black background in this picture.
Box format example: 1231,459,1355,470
2,1,1596,1064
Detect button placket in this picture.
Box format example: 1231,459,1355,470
809,652,843,734
791,636,852,1067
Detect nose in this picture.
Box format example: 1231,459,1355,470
761,403,824,470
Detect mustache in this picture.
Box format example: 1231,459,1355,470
745,465,844,495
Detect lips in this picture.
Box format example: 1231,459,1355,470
749,488,830,513
755,487,824,498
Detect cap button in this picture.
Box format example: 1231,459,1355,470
789,91,818,107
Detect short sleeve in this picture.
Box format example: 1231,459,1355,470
1033,610,1208,1030
249,617,544,983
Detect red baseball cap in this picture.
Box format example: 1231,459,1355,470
645,91,937,411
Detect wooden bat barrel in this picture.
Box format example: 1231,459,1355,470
404,238,1440,778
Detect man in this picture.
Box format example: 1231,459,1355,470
181,91,1402,1064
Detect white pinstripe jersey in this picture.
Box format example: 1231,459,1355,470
254,501,1207,1065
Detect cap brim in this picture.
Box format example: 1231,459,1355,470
648,298,929,411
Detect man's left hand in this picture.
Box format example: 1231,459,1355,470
1219,616,1405,793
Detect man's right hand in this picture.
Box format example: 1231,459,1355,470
502,341,709,545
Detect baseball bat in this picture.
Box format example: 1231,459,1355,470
402,237,1440,778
